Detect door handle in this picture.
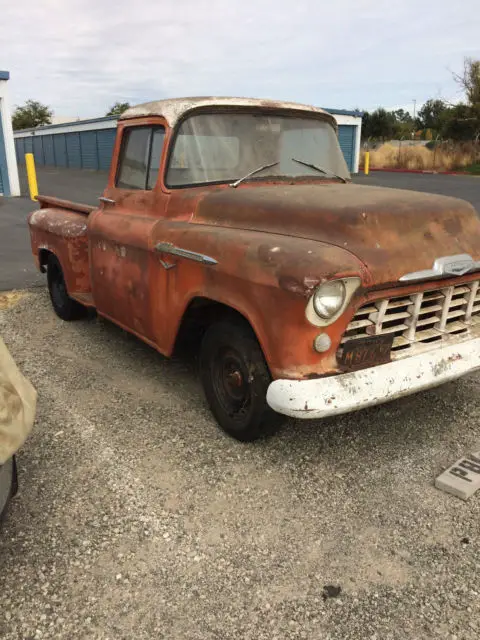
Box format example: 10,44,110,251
99,196,115,205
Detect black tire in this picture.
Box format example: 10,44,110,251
47,254,85,321
200,319,285,441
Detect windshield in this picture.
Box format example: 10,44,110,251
166,112,350,187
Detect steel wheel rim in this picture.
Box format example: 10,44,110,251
211,347,252,422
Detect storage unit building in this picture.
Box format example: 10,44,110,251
14,106,362,175
0,71,20,196
14,116,118,173
326,108,363,173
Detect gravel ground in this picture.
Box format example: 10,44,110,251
0,290,479,639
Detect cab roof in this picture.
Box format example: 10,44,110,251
119,97,337,128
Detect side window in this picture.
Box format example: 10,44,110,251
116,126,165,190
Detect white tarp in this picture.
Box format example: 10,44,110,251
0,337,36,464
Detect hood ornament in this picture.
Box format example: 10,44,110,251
400,254,480,282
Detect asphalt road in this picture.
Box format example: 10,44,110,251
1,290,480,639
0,167,107,291
17,165,108,205
1,167,479,291
355,171,480,212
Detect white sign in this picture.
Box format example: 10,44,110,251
435,451,480,500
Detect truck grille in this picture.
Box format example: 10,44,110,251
340,280,480,360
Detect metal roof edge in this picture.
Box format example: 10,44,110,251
13,114,118,134
322,107,363,117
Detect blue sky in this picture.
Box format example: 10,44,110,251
2,0,479,118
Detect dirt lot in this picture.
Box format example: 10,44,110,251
0,290,479,639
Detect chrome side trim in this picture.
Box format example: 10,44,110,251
400,254,480,282
155,242,218,265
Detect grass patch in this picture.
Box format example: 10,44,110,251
362,142,480,172
463,163,480,175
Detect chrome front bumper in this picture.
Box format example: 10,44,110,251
266,338,480,419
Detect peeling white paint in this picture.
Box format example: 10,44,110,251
30,209,88,237
267,336,480,419
29,209,47,225
120,97,337,129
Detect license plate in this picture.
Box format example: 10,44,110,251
340,335,394,370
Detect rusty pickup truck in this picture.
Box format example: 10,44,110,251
28,97,480,440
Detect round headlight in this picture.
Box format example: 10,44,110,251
313,280,346,319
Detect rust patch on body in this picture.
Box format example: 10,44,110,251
25,98,480,385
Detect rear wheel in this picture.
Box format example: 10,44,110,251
47,254,85,321
200,319,285,441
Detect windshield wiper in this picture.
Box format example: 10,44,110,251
230,162,279,188
291,158,347,183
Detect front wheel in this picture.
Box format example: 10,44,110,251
47,255,86,321
199,320,285,441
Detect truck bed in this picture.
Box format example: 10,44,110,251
37,194,96,215
29,195,94,299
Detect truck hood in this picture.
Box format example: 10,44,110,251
195,183,480,286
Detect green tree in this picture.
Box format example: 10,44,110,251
392,109,415,138
361,108,399,141
453,57,480,106
106,102,131,116
361,59,480,143
417,99,449,134
12,100,52,130
393,108,413,124
452,57,480,139
442,103,479,141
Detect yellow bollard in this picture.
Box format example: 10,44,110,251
364,151,370,176
25,153,39,201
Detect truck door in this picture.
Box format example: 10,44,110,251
89,123,167,342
